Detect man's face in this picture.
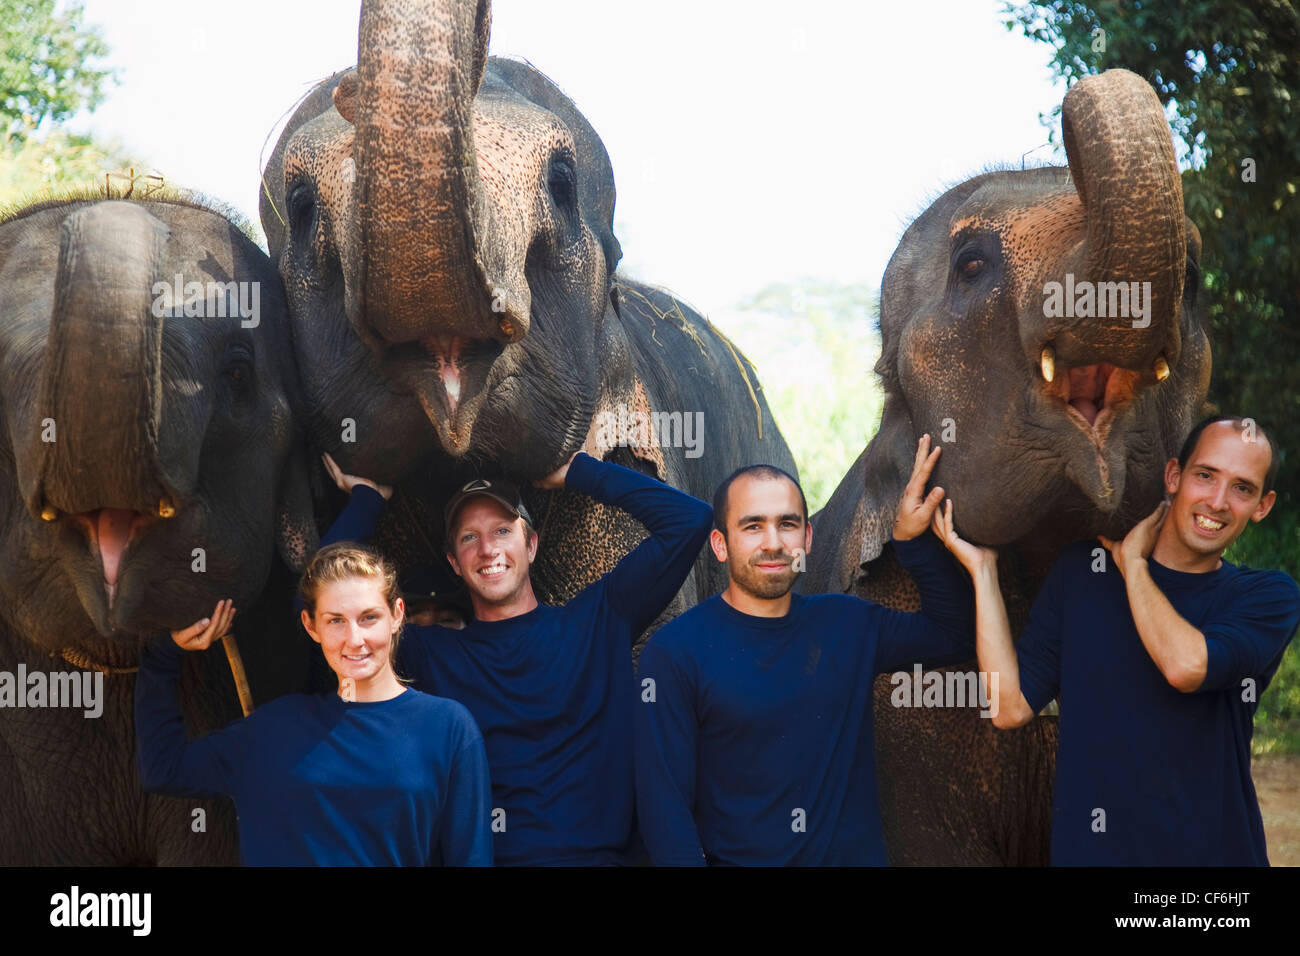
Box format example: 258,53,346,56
446,497,538,608
710,474,811,599
1163,421,1276,561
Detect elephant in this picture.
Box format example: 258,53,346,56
258,0,796,632
801,69,1212,864
0,195,319,864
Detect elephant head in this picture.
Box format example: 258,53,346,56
0,198,316,668
844,68,1210,571
260,0,625,485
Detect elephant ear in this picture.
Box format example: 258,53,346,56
275,430,319,574
813,393,915,592
857,397,919,570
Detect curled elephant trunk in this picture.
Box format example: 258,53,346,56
34,202,174,522
1060,69,1185,368
352,0,528,347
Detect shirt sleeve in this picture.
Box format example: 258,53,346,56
634,637,707,866
1199,570,1300,694
1015,552,1069,715
134,635,254,798
436,720,494,866
565,453,713,638
873,532,976,674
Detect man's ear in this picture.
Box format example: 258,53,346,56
526,527,539,563
1252,489,1277,523
446,551,462,578
1163,457,1182,497
709,528,728,563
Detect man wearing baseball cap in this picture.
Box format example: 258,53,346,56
315,449,712,865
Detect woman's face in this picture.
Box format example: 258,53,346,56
301,576,405,690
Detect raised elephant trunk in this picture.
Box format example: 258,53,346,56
34,202,173,520
353,0,528,347
1060,69,1185,367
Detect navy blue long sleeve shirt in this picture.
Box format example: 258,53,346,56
317,452,713,865
1016,541,1300,866
135,636,493,866
634,533,976,865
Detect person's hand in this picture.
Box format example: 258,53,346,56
892,434,945,541
931,499,997,577
171,599,236,652
322,452,392,500
534,451,580,490
1098,500,1168,581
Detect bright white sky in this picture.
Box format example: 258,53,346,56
73,0,1068,316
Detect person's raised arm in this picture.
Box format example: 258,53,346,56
1101,502,1300,693
931,502,1038,729
539,451,712,637
135,600,255,796
634,638,707,866
873,436,976,672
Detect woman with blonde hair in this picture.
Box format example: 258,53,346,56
134,543,492,866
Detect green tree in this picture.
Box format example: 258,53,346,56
1,0,115,141
1005,0,1300,505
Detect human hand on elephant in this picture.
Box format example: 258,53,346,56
1098,500,1169,581
891,435,946,541
931,499,999,578
322,452,393,500
534,451,581,491
170,598,236,652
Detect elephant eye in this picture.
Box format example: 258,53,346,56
287,181,318,245
957,252,986,280
1183,256,1199,309
224,344,254,388
546,156,578,217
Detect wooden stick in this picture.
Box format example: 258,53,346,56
221,633,255,717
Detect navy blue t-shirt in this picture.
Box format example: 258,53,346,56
1017,541,1300,866
635,533,975,865
135,637,493,866
319,453,713,865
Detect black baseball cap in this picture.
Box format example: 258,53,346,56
443,477,535,540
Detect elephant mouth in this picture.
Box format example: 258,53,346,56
1037,348,1148,444
384,335,506,456
66,507,159,612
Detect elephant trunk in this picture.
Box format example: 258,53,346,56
352,0,528,347
1060,69,1185,368
35,202,173,522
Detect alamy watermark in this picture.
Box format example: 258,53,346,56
151,274,260,328
1042,274,1152,329
0,666,103,718
889,664,999,719
592,403,704,459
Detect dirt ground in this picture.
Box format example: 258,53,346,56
1256,753,1300,866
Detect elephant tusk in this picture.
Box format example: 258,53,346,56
1153,355,1170,381
40,504,58,522
158,497,176,519
1040,346,1056,383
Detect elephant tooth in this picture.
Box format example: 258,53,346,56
1153,355,1170,381
1040,346,1056,383
158,497,176,519
40,504,58,522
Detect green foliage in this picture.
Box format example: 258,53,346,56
1004,1,1300,511
720,280,883,514
1,0,116,141
0,127,149,206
